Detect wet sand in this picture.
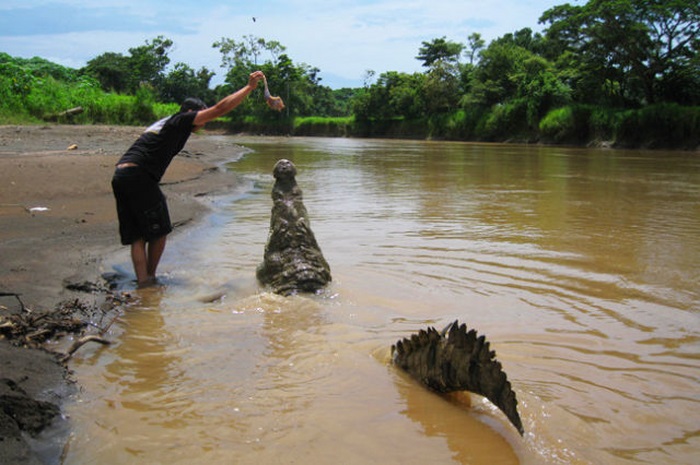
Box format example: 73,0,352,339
0,124,246,464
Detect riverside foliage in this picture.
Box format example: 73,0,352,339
1,0,698,149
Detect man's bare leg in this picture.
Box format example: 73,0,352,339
146,235,167,281
130,235,167,287
130,239,150,286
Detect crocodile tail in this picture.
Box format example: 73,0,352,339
392,320,524,435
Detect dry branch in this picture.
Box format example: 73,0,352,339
59,335,112,363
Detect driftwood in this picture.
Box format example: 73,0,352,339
59,106,84,117
58,335,111,363
392,320,524,435
44,106,83,121
0,291,26,312
0,301,86,347
0,281,133,362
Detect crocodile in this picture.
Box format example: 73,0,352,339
256,159,331,295
392,320,524,435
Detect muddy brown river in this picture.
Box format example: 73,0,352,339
62,137,699,464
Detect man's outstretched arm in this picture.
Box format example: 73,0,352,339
193,71,265,126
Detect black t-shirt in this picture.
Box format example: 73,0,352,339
117,111,197,181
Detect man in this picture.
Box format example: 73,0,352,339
112,70,265,287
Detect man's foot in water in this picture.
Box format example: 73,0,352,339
137,276,160,289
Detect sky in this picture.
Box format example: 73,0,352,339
0,0,564,89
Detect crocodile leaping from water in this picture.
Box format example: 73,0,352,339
256,159,331,295
256,159,523,435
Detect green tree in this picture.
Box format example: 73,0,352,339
514,55,571,125
493,27,547,55
469,42,530,106
84,36,173,94
127,36,173,92
353,71,427,121
465,32,570,129
214,35,294,118
465,33,485,65
0,56,35,109
423,62,459,115
541,0,700,105
416,37,464,68
213,35,286,69
416,37,465,116
160,63,215,104
214,36,336,118
327,88,359,116
4,55,78,81
83,52,131,92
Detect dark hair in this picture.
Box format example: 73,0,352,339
180,97,207,113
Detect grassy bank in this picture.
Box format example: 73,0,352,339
539,104,700,149
2,73,697,150
268,105,699,150
0,75,178,126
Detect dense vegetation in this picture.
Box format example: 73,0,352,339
1,0,698,149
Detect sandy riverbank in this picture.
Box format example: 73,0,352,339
0,124,249,464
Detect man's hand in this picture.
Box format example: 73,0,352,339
248,70,265,90
194,70,266,127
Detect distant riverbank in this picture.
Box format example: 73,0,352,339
212,103,700,151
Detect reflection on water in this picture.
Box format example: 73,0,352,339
64,138,700,464
397,376,520,465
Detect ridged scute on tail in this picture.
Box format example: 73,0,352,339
392,320,524,435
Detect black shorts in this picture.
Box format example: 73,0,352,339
111,166,173,245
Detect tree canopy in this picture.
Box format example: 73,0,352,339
2,0,698,146
540,0,700,105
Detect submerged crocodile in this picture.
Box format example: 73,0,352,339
392,320,524,435
256,159,523,434
256,159,332,295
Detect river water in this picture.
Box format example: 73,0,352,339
62,137,699,465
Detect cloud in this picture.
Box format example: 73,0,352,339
0,0,562,88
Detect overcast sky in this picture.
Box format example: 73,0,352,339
0,0,564,89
